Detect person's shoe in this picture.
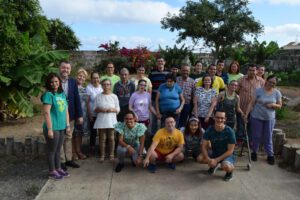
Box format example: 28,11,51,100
66,160,80,168
61,163,68,171
48,171,63,181
56,169,70,177
251,152,257,161
148,163,157,173
267,156,275,165
78,153,87,160
207,163,220,175
223,172,233,182
167,163,176,170
115,163,125,173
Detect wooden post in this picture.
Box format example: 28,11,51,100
14,140,24,156
6,137,14,155
273,129,286,155
0,138,5,156
24,136,32,156
38,137,46,157
294,149,300,170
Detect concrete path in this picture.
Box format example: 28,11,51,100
35,155,300,200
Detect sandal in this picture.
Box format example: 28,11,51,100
78,153,87,160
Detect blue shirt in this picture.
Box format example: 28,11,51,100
203,126,236,157
158,83,182,113
251,88,282,120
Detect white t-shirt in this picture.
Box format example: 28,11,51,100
86,84,103,117
93,93,120,129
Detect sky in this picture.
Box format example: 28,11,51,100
39,0,300,51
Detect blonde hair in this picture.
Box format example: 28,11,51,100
77,68,88,77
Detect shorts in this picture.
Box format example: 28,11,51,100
155,149,175,161
211,153,235,166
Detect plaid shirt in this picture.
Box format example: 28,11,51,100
176,76,195,104
238,75,265,112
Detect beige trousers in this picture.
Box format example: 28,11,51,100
98,128,115,159
60,120,74,163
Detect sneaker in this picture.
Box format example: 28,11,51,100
267,156,275,165
167,163,176,170
148,163,157,173
48,171,63,181
251,152,257,162
66,160,80,168
61,163,68,171
223,172,233,182
115,163,125,173
207,163,220,175
57,169,70,177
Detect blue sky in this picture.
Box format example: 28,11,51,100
40,0,300,51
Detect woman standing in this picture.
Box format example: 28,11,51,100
217,80,244,129
86,71,103,156
129,79,156,126
41,73,70,180
131,65,152,93
72,68,89,160
245,75,282,165
94,79,120,162
155,73,185,127
257,65,266,79
227,61,243,84
193,75,217,130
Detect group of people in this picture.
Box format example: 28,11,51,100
41,58,282,182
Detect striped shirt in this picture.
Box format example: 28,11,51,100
148,70,169,100
176,76,195,104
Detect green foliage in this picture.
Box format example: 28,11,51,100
161,0,263,58
158,45,196,68
47,18,81,50
274,71,300,86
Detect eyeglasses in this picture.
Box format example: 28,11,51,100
268,81,276,85
125,118,134,120
102,83,111,86
139,84,147,87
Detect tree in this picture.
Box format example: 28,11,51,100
47,18,81,50
161,0,263,59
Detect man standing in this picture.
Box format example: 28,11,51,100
59,61,82,170
201,110,236,181
100,62,120,90
195,64,225,93
148,57,169,135
143,116,185,173
216,60,229,85
113,68,135,122
176,64,195,128
237,64,265,138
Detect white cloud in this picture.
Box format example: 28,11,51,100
268,0,300,5
259,24,300,46
40,0,179,24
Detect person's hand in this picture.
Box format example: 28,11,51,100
127,146,135,155
175,108,181,114
66,127,72,136
143,158,150,167
165,154,174,163
243,114,248,123
208,158,218,168
136,156,143,166
48,130,54,139
156,113,162,120
78,117,83,125
266,103,275,109
204,117,210,123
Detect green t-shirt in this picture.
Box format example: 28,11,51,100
228,73,244,84
114,122,146,146
101,75,120,90
41,92,68,131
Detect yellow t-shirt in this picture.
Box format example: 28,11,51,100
195,76,225,93
153,128,185,155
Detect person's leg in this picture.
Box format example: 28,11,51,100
115,145,127,172
107,128,115,160
150,101,158,135
55,130,65,170
178,103,191,128
263,119,276,165
98,129,106,161
65,121,74,162
76,135,86,159
172,152,184,163
89,117,97,153
236,112,245,138
43,129,56,172
221,155,235,181
250,117,264,154
147,150,158,173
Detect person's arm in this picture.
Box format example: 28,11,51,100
143,141,158,167
236,95,244,116
43,104,53,139
87,96,93,121
155,92,161,119
213,144,235,163
66,109,71,136
73,80,83,123
176,93,185,114
165,144,184,163
192,95,198,117
266,96,282,109
205,97,217,122
201,139,210,161
136,134,146,166
244,95,256,122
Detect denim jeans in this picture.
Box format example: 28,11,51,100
178,103,192,128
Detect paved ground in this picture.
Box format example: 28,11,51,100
35,154,300,200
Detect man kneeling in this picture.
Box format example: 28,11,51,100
201,110,236,181
143,116,184,173
114,111,147,173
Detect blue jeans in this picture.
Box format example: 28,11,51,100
178,103,192,128
117,144,140,164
